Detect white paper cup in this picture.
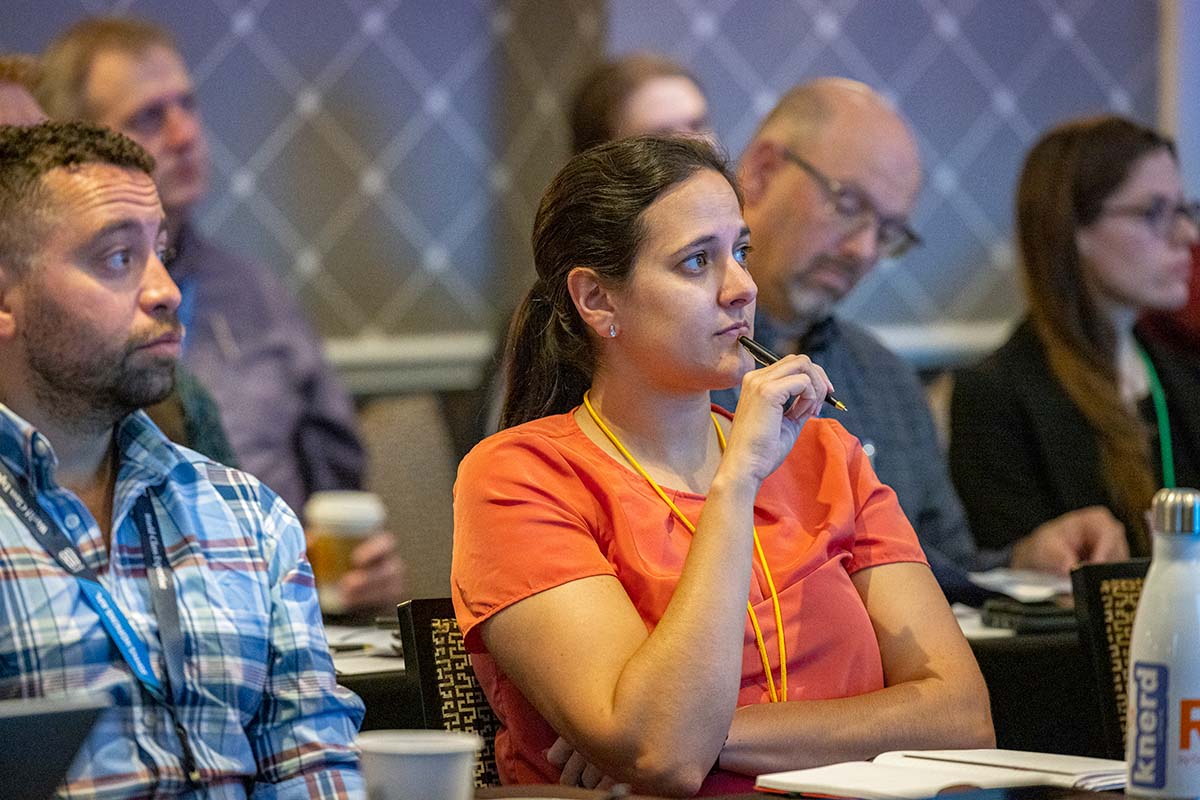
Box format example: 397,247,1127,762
358,730,481,800
303,491,385,614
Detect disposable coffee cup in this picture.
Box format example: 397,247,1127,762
358,730,481,800
303,490,385,615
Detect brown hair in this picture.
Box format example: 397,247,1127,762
569,53,702,154
37,16,177,121
501,135,739,428
0,120,155,276
1016,114,1176,552
0,54,41,91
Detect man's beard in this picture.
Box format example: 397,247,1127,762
21,293,179,430
784,284,838,329
783,254,866,332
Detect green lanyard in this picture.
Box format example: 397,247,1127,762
1136,343,1175,488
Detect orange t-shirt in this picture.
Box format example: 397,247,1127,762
452,407,927,793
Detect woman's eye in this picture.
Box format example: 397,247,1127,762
104,250,133,271
157,245,177,265
681,252,708,273
734,244,752,266
1141,196,1171,228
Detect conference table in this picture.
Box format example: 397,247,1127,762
970,630,1105,757
474,785,1119,799
336,622,1108,758
339,662,421,730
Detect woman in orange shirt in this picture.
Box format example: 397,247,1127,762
452,136,992,795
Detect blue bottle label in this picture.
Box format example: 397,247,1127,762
1130,662,1170,789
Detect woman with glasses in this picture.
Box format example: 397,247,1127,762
950,115,1200,574
452,135,992,795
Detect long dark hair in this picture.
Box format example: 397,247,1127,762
500,135,738,429
1017,114,1176,551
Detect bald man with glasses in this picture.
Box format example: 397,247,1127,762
714,78,1006,603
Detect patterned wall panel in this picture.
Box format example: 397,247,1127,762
3,1,1159,380
2,0,602,382
610,0,1160,331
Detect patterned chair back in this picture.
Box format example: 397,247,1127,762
397,598,501,787
1070,558,1150,759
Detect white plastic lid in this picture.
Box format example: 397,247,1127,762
303,491,385,534
357,730,482,755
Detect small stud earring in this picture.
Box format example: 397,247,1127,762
609,324,617,338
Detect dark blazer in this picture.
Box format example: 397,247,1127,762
949,318,1200,553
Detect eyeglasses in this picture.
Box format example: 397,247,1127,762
1101,196,1200,239
781,150,922,259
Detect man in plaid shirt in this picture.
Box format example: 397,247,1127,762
0,121,363,797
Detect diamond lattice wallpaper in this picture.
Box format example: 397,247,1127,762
610,0,1159,337
3,0,1160,381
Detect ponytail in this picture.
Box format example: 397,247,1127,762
500,284,593,429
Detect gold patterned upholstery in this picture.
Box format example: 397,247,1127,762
398,599,501,787
1071,560,1150,759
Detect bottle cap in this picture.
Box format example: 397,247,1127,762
1151,487,1200,536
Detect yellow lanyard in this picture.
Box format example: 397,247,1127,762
582,392,789,702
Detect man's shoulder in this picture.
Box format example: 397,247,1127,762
829,318,914,371
753,312,913,372
177,226,296,301
148,432,292,523
160,440,233,485
825,318,926,400
177,226,256,274
176,226,321,355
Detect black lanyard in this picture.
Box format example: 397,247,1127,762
0,459,202,786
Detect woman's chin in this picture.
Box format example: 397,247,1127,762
710,361,752,391
1140,286,1191,313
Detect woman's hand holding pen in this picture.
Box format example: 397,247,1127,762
723,352,833,485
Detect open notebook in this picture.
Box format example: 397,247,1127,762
755,749,1126,798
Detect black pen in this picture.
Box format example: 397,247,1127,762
738,335,848,412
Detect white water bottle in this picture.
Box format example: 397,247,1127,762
1126,487,1200,798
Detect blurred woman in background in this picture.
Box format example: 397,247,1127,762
951,115,1200,574
569,52,714,154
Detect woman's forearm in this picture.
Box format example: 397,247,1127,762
483,471,767,795
586,473,766,789
718,673,994,777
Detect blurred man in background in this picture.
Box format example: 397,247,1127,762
38,17,401,612
715,78,1008,602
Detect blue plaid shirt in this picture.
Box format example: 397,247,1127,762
0,405,364,798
